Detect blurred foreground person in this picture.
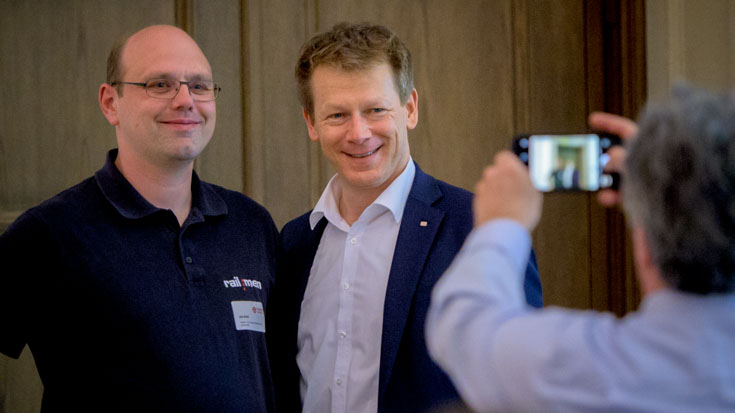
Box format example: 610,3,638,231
427,87,735,412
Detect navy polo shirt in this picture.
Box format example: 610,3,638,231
0,150,277,411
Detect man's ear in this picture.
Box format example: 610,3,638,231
302,107,319,142
99,83,120,126
405,89,418,130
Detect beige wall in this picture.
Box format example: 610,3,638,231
646,0,735,100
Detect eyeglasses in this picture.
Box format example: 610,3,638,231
111,78,221,101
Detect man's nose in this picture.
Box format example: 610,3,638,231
346,114,370,141
171,83,195,108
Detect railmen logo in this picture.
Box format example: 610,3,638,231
223,276,262,291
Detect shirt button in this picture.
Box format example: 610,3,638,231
343,282,350,290
339,331,347,339
336,378,342,386
185,257,193,264
350,237,357,245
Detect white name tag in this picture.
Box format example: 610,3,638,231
231,301,266,332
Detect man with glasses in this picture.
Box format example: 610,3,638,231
0,25,277,411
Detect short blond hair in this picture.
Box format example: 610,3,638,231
295,22,414,118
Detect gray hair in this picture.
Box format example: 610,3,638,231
623,85,735,294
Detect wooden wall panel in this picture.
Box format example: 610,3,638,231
244,0,316,227
192,0,245,193
0,2,176,411
0,0,175,232
522,0,594,308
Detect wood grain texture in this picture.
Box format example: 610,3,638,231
520,0,593,308
0,0,174,213
0,2,176,411
191,0,246,193
243,0,316,227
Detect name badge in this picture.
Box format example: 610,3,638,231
231,301,266,332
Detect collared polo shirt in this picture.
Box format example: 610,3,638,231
0,150,278,411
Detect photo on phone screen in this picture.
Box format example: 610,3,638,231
513,133,619,192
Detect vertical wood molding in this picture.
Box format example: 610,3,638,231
584,0,646,315
585,0,610,311
511,0,530,133
176,0,197,172
618,0,646,314
240,0,251,196
599,0,646,315
175,0,194,34
240,0,315,226
666,0,686,86
307,0,326,207
619,0,648,118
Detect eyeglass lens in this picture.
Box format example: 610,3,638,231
145,79,218,101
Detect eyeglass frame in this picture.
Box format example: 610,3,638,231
110,78,221,101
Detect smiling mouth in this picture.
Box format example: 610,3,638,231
350,146,381,158
163,120,200,125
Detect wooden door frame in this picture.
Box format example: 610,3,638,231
586,0,647,315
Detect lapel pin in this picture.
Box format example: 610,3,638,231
420,220,428,227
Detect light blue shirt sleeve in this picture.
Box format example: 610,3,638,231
426,219,534,411
427,219,735,413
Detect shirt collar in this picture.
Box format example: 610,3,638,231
640,287,735,312
309,158,416,229
94,149,227,220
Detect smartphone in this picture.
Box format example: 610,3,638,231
512,133,620,192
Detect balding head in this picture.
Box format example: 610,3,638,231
98,24,217,169
106,25,211,94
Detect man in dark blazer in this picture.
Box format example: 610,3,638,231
268,22,542,413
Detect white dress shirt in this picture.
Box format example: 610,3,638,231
297,160,416,413
427,219,735,412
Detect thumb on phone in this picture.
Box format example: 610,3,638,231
589,112,637,207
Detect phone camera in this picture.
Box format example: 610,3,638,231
600,174,613,188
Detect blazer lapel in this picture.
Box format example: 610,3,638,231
378,165,445,400
297,217,328,304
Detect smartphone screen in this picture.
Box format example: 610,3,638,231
513,133,618,192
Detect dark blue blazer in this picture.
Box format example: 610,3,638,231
268,163,542,413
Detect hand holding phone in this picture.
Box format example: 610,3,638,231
474,152,543,230
588,112,638,206
512,133,621,192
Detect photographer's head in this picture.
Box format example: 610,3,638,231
624,86,735,294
